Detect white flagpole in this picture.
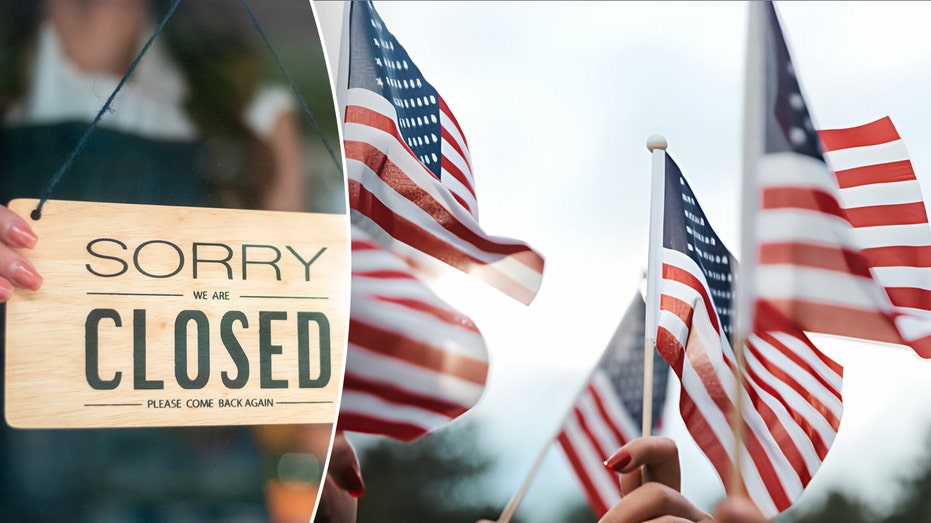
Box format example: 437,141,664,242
733,0,765,498
643,134,668,439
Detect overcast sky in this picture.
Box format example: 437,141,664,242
315,2,931,519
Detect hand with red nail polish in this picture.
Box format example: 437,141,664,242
315,431,363,523
599,436,712,523
0,205,42,302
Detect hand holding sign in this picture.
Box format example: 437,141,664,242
4,198,349,429
0,205,42,301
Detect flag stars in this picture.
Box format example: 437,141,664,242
789,127,808,147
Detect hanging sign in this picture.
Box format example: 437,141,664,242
4,199,349,429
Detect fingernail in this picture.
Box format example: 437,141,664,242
12,262,42,290
8,223,37,249
338,460,365,498
604,449,631,472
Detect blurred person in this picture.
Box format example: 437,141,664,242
0,0,336,520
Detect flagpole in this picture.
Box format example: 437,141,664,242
733,0,765,499
495,434,553,523
643,134,668,439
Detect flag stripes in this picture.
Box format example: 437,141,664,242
345,91,544,305
557,371,638,517
657,153,843,517
556,294,667,518
345,1,544,305
756,116,931,358
338,230,489,442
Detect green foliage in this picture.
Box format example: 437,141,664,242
355,421,524,523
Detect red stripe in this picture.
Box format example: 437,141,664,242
349,180,540,304
349,319,489,384
657,329,744,495
371,296,481,333
861,245,931,268
817,116,898,152
754,299,903,347
762,187,845,219
342,372,468,419
884,287,931,312
745,338,837,454
753,331,843,402
441,141,476,198
345,141,543,263
439,97,471,164
345,103,477,217
737,351,815,484
662,264,723,336
557,430,613,517
833,160,916,188
572,402,613,464
758,242,872,278
845,202,929,228
338,412,427,442
588,383,629,447
685,330,793,511
354,269,417,281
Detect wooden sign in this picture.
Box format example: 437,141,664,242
4,199,349,429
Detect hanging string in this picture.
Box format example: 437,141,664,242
31,0,184,221
240,0,344,176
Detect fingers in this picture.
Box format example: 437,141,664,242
327,431,365,498
713,497,769,523
598,482,710,523
0,206,41,302
605,436,681,495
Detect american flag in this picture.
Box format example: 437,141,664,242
751,2,931,358
655,152,844,517
343,1,544,305
338,226,488,442
556,293,669,518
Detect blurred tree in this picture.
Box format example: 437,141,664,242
354,421,525,523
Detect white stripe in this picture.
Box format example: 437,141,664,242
676,348,779,517
560,415,621,511
869,266,931,291
469,254,544,298
758,152,836,192
894,310,931,341
441,149,479,213
345,344,484,407
590,371,639,440
440,108,473,175
757,208,860,251
768,332,844,395
822,139,909,173
345,121,465,216
745,336,837,469
575,394,623,461
351,211,541,297
339,389,452,429
756,264,892,311
839,179,925,208
348,162,522,264
351,295,486,360
846,222,931,249
346,147,532,255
